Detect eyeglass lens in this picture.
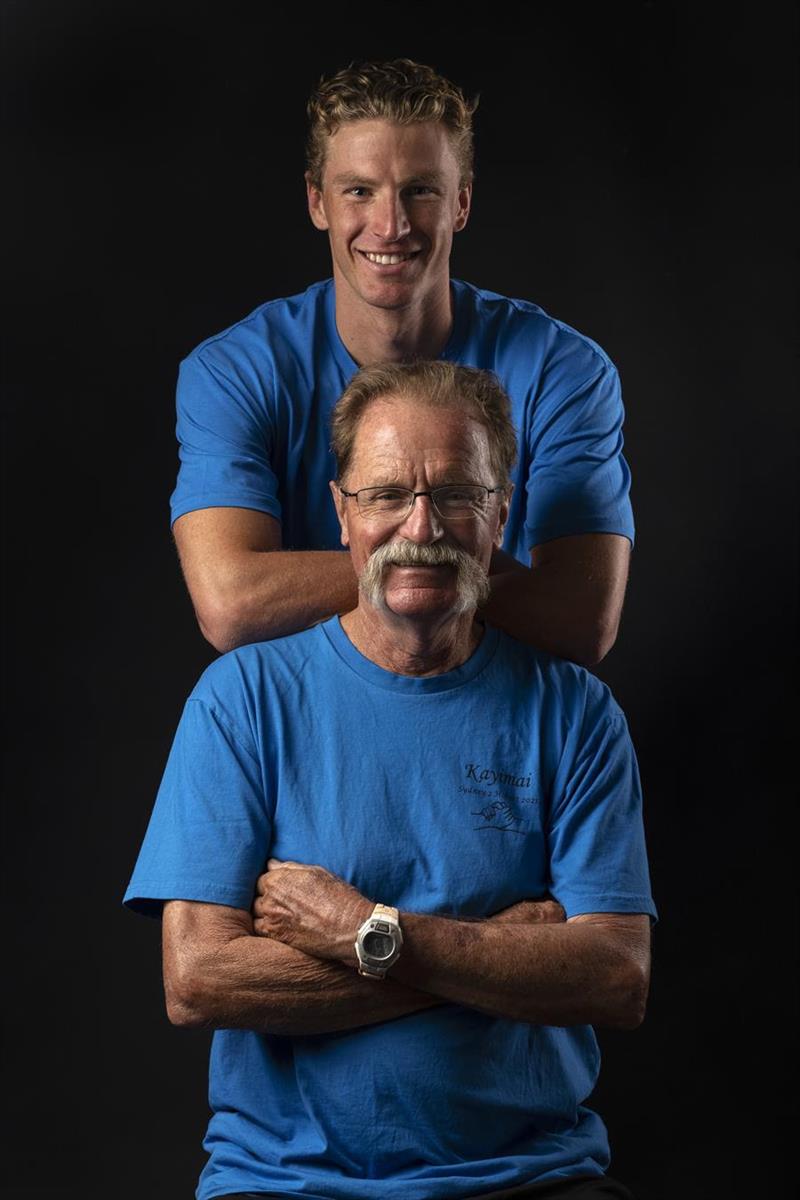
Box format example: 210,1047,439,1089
355,485,492,520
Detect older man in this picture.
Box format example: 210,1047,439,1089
172,58,632,666
125,363,655,1200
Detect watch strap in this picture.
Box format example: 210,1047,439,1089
372,903,399,922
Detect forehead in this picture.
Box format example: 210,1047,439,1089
348,396,492,481
323,118,460,183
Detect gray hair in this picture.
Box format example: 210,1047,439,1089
331,361,517,486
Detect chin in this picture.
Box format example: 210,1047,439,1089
383,588,460,618
359,284,418,312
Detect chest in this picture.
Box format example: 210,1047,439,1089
262,688,554,917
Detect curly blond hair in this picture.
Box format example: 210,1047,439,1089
306,59,478,189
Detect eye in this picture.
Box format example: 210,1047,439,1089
371,488,409,502
440,486,478,502
434,485,489,517
345,186,370,198
406,185,435,196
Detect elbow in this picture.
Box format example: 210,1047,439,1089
574,613,620,669
164,964,213,1029
197,609,241,655
605,961,650,1030
193,592,252,654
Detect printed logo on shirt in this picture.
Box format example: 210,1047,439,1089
464,763,531,789
459,762,540,834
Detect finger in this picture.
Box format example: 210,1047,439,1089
267,858,306,871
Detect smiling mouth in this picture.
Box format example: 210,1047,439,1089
358,250,420,265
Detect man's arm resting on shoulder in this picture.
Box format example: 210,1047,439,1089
255,863,650,1031
173,508,358,652
483,533,630,667
162,899,438,1036
173,510,629,663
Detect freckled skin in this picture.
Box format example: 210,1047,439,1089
332,397,507,630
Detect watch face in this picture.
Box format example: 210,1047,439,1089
362,930,395,960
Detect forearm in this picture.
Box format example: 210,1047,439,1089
254,865,647,1030
385,913,649,1029
483,537,629,666
187,548,358,651
254,864,641,1029
164,905,437,1035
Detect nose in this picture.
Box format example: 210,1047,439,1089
372,191,411,242
396,493,443,543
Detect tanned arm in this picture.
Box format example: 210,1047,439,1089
386,910,649,1029
174,511,628,663
162,899,438,1035
254,862,650,1031
162,893,566,1035
173,508,358,653
484,533,630,667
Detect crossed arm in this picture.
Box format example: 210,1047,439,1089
163,861,650,1037
173,508,629,665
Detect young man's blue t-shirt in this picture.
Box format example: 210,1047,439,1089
171,280,634,562
124,619,656,1200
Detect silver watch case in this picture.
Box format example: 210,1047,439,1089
355,911,403,978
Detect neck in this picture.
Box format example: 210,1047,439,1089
341,602,482,676
333,274,454,365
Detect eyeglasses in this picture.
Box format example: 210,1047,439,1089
339,484,505,521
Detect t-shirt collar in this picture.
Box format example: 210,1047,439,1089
318,614,500,694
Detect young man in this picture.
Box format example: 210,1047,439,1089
172,60,633,665
127,363,654,1199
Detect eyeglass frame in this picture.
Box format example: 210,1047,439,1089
338,483,507,522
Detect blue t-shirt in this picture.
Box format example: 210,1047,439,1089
171,280,634,562
125,620,655,1200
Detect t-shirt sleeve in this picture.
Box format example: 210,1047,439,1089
524,351,634,549
169,351,282,526
547,697,656,921
123,698,272,917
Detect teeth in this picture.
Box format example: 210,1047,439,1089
363,252,413,265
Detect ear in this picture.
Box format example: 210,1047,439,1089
306,172,329,231
330,480,350,547
494,483,513,547
453,182,472,233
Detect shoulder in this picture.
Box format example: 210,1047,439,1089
452,278,617,376
180,280,332,378
188,625,325,716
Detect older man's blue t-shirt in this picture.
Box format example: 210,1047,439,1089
124,620,655,1200
170,280,634,561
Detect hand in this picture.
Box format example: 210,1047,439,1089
488,898,566,925
252,859,373,964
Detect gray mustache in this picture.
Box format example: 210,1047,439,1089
367,540,472,570
359,538,491,614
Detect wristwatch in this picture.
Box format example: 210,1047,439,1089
355,903,403,978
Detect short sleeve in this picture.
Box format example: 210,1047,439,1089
525,354,634,549
123,698,272,917
547,702,656,920
170,352,282,525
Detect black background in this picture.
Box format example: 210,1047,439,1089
2,2,796,1197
